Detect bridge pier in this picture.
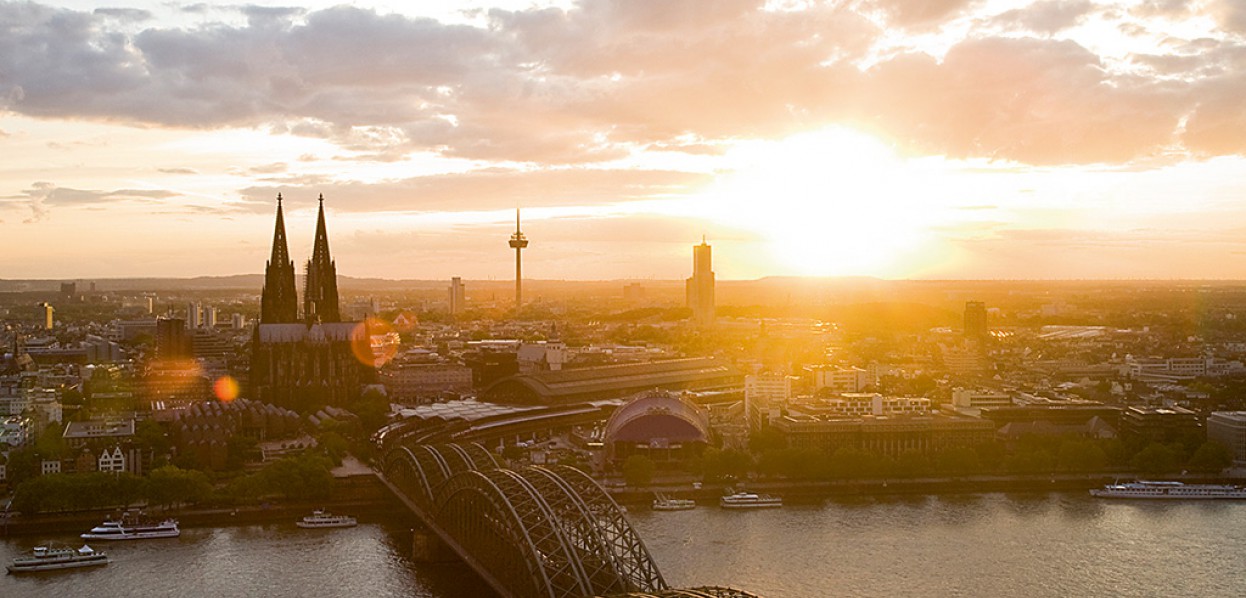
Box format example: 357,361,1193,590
410,526,458,563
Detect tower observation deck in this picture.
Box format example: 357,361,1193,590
510,209,529,309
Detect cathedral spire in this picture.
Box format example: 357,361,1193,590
260,194,299,323
304,194,340,323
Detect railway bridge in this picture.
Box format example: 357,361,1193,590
379,442,762,598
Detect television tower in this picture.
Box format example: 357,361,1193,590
509,208,529,309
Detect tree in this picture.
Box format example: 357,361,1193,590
135,419,171,457
1132,442,1182,475
1186,441,1233,473
34,422,68,459
4,447,42,487
317,431,350,465
354,388,392,434
225,436,259,471
1057,439,1108,472
622,455,655,487
145,466,212,508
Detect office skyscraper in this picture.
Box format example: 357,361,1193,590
964,301,988,339
685,238,715,325
38,302,54,330
449,277,466,315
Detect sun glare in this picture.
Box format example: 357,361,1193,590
696,127,950,278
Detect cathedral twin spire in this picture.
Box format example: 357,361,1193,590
260,194,340,324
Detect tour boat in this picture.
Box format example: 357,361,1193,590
719,492,783,509
297,509,358,528
652,493,697,511
81,516,180,540
7,545,109,573
1090,480,1246,499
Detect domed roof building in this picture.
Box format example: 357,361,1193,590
603,390,712,464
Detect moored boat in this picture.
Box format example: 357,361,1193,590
7,545,109,574
719,492,782,509
81,514,180,541
652,493,697,511
297,509,358,528
1090,480,1246,499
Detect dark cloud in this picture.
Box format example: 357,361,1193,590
0,1,1242,166
93,7,152,21
991,0,1094,34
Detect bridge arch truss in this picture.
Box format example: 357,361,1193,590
383,442,759,598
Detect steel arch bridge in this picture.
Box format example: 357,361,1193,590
380,443,763,598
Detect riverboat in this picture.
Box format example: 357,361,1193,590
297,509,358,528
719,492,782,509
652,493,696,511
81,515,180,541
7,545,109,574
1090,480,1246,499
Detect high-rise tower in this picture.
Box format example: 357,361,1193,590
304,194,341,323
686,237,715,325
449,276,466,316
509,209,529,309
964,301,988,339
260,194,299,324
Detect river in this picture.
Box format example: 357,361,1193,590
4,492,1244,597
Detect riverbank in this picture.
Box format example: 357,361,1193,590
1,472,410,537
606,472,1244,505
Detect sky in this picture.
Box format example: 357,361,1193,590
1,0,1245,281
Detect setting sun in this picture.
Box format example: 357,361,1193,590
684,128,949,277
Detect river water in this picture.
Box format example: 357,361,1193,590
3,492,1244,597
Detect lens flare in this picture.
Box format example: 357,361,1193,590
352,317,400,367
214,376,240,402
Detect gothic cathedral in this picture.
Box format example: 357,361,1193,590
249,195,373,412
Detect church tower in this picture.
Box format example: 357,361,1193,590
251,193,370,412
260,194,299,323
303,195,341,323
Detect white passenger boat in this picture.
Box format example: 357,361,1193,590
7,545,109,573
652,493,697,511
1090,480,1246,499
719,492,782,509
81,516,180,540
297,509,358,528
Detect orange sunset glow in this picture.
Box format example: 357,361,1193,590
1,1,1245,280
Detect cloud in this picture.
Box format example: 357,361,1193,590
1212,0,1246,32
5,182,179,223
0,1,1242,167
93,7,152,21
860,37,1187,164
238,167,714,212
1132,0,1193,18
247,162,288,174
858,0,981,29
157,167,199,174
991,0,1095,34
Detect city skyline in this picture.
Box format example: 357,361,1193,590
2,1,1246,281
